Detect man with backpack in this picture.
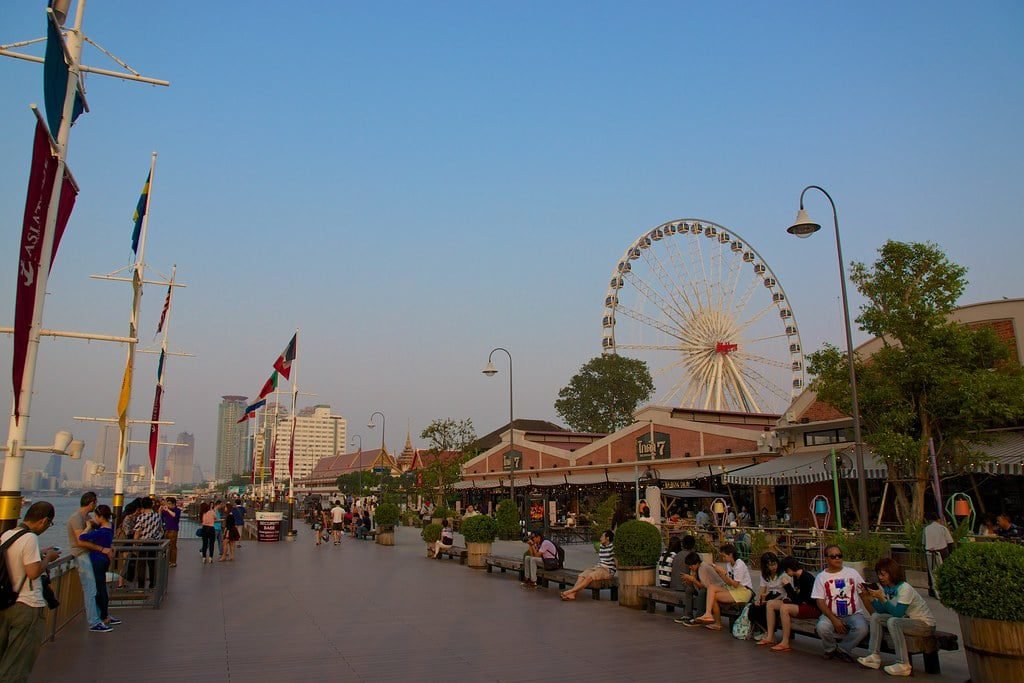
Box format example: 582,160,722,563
522,531,561,588
1,501,60,683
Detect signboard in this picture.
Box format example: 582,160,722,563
503,449,523,470
636,431,671,460
372,467,388,474
256,511,283,542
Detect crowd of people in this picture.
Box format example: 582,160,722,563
308,498,374,546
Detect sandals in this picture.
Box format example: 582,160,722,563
692,616,715,624
704,624,722,631
756,639,775,647
771,644,793,653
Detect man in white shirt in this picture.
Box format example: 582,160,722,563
922,510,954,598
330,502,345,546
812,544,869,663
0,502,60,683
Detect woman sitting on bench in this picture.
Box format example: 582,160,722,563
691,543,753,630
430,519,454,558
857,558,934,677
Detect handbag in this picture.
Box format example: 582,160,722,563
731,603,753,640
195,527,203,537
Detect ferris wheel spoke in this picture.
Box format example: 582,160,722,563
737,362,791,403
723,253,745,314
662,373,694,405
662,232,704,310
733,352,790,370
642,247,701,319
722,359,759,413
746,333,789,343
732,272,762,320
617,344,684,352
689,226,714,311
624,271,689,328
614,304,684,341
736,299,779,332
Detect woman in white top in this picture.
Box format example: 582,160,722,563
430,519,454,558
692,543,753,630
857,558,935,677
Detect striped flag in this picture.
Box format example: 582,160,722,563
273,333,297,380
131,171,151,254
156,283,171,334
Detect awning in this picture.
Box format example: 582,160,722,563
723,448,887,486
453,480,501,490
660,488,723,499
969,431,1024,476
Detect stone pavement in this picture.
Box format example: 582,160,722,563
32,527,969,682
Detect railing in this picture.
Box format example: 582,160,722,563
42,553,84,643
109,538,170,609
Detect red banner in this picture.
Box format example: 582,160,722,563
12,119,77,423
148,384,162,473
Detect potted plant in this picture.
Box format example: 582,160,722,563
495,500,520,541
421,522,442,557
689,532,716,564
460,514,498,568
829,532,890,576
433,505,452,527
938,542,1024,681
374,502,400,546
613,520,662,608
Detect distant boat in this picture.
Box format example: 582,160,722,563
21,498,32,507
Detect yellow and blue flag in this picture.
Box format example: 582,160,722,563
131,171,151,254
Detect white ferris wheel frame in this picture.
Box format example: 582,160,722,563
601,218,806,415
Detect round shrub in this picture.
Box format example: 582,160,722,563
421,522,441,543
434,506,452,519
374,502,400,530
495,499,520,540
938,542,1024,621
613,520,662,567
461,514,498,544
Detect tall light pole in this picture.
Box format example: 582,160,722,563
350,435,362,498
368,412,386,486
787,185,869,537
482,348,516,522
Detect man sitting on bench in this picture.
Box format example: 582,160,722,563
560,530,616,601
522,531,558,588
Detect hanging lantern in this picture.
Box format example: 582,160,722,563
712,500,726,515
953,498,971,518
814,498,829,515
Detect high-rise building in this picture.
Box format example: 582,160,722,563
43,454,62,479
94,424,120,471
270,405,346,482
216,396,249,481
168,432,195,485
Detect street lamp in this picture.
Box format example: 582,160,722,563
0,430,85,459
787,185,869,537
368,411,386,467
483,348,517,522
350,435,363,498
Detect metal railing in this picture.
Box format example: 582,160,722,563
108,538,170,609
41,553,85,643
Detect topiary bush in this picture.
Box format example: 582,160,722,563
938,542,1024,621
421,522,441,543
827,532,891,565
495,499,520,540
434,506,453,520
374,502,400,530
613,520,662,568
461,514,498,544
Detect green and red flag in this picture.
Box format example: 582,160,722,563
273,333,297,380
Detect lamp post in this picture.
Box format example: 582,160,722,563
787,185,869,538
482,348,516,522
350,435,362,498
368,411,386,479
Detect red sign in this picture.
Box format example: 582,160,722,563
716,342,738,354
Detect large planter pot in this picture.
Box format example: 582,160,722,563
844,560,867,576
617,566,656,609
466,541,492,568
959,614,1024,682
376,530,395,546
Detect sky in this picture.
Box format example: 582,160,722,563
1,1,1022,480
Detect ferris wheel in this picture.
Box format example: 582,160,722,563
601,218,805,414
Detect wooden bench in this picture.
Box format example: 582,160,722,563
352,529,377,541
435,545,468,565
536,568,618,601
638,585,696,614
485,555,524,579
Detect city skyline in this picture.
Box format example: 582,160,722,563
1,3,1022,481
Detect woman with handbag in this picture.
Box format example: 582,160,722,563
747,552,789,636
220,503,239,562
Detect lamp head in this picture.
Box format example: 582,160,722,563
54,430,73,453
68,440,84,460
787,208,821,238
367,421,376,429
482,361,498,377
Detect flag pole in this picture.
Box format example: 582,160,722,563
113,151,157,521
148,265,175,495
1,3,86,532
287,330,299,537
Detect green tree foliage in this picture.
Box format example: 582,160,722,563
613,520,662,567
495,499,520,540
374,502,400,529
460,514,498,543
808,241,1024,523
555,355,655,433
419,418,476,504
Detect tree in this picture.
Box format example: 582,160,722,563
808,240,1024,523
419,418,477,504
555,355,655,433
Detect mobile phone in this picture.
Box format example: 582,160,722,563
862,582,879,591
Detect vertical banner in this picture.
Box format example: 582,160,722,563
147,385,162,472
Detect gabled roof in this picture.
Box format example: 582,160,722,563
471,420,566,451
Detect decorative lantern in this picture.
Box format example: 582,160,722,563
953,499,970,517
814,498,829,515
945,493,975,531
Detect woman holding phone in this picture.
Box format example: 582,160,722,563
856,558,934,676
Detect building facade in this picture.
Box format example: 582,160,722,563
269,405,347,482
168,431,195,485
216,396,249,481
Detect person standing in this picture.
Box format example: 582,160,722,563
812,544,869,663
232,499,246,548
66,492,112,631
213,501,225,559
78,505,118,630
199,502,216,563
220,503,238,562
922,510,953,598
330,501,345,546
0,502,61,681
160,497,181,568
133,498,164,589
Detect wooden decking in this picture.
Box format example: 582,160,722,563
32,527,970,682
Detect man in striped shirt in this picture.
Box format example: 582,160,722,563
560,530,616,601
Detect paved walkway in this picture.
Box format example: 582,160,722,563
33,527,969,682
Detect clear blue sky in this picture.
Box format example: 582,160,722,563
2,1,1022,478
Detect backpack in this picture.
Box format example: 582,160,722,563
731,602,753,640
0,528,31,610
553,542,565,570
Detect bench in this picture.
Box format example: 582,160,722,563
485,555,524,579
536,568,618,601
638,586,696,614
434,545,468,565
352,529,377,541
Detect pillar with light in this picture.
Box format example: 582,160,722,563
483,348,517,525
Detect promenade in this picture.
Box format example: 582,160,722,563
33,527,969,682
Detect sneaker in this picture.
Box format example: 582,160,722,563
105,617,123,626
858,654,882,669
90,623,113,633
681,618,702,627
884,663,913,677
821,650,836,660
673,615,692,624
835,650,856,664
